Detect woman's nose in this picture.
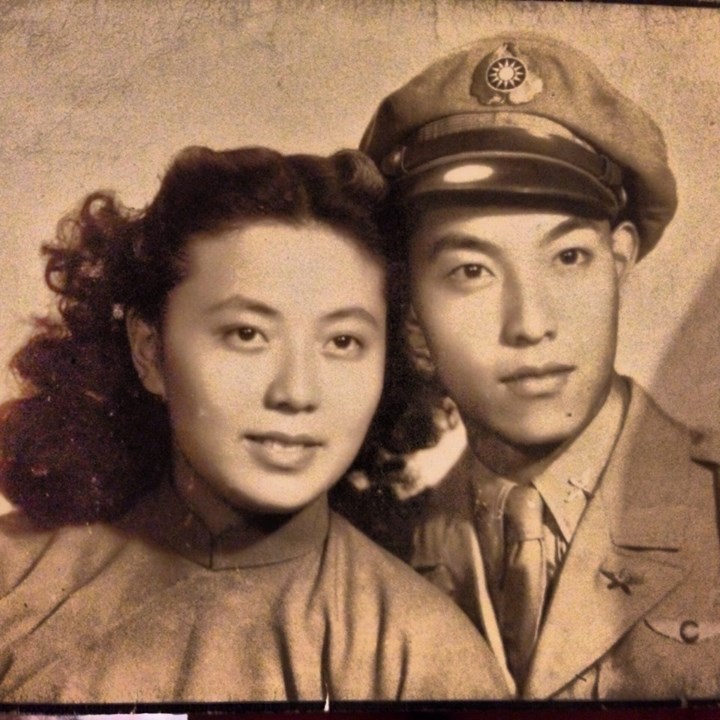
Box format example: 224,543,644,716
264,345,320,413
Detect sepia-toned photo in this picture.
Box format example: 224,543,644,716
0,0,719,708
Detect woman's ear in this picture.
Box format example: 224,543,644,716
126,311,166,399
610,220,640,282
405,305,436,378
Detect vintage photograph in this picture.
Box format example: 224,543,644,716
0,0,719,707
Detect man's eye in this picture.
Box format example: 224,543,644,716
557,248,590,266
448,263,493,281
325,335,363,358
237,327,258,341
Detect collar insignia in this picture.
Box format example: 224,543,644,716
471,43,543,106
600,568,644,595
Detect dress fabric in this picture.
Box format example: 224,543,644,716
0,484,507,703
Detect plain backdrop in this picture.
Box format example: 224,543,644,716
1,0,719,513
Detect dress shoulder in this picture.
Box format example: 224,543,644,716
0,513,145,605
325,511,508,699
690,428,720,467
0,511,58,593
328,510,465,600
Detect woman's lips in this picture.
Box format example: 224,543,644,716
243,432,323,471
500,364,576,398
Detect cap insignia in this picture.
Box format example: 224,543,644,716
471,43,543,106
487,56,526,92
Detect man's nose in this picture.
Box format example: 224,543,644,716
264,344,320,413
501,273,558,347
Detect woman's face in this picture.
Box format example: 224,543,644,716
133,220,386,518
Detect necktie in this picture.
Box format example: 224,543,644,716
499,483,547,687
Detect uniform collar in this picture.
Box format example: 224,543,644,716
117,480,329,570
471,375,628,544
532,374,628,543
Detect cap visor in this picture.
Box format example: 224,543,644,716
397,155,620,219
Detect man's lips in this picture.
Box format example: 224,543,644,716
500,363,576,383
500,364,576,398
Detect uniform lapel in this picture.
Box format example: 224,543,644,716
524,383,692,699
443,517,516,694
413,447,516,694
454,455,515,692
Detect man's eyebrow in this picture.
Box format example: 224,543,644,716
425,217,602,260
321,307,380,329
204,294,279,318
426,233,499,261
541,216,601,246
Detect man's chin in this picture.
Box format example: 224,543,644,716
509,413,586,446
485,408,587,451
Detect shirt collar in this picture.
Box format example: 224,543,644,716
117,480,329,570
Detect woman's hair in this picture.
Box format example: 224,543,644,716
328,190,451,560
0,145,415,527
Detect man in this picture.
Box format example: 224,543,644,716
361,33,720,699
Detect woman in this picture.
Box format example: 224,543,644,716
0,145,506,702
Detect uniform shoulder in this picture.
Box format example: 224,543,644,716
628,382,720,480
423,445,478,519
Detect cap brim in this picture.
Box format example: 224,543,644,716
396,154,621,220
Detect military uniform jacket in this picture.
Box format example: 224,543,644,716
0,483,507,703
413,380,720,699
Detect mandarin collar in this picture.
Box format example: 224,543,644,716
117,480,329,570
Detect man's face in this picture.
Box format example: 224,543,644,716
409,204,635,447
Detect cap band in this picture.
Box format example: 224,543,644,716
383,125,625,219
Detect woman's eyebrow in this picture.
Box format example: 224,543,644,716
321,307,380,329
204,294,279,318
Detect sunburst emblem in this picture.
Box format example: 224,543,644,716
486,57,527,92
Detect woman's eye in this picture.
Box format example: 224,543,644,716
557,248,590,266
224,326,266,350
325,335,363,358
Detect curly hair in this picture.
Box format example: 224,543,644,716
328,189,451,559
0,145,419,528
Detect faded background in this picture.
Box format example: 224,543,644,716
1,1,719,512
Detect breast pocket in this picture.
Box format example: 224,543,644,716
645,617,720,644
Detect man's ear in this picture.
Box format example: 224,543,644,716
610,220,640,282
126,310,166,399
405,305,436,378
